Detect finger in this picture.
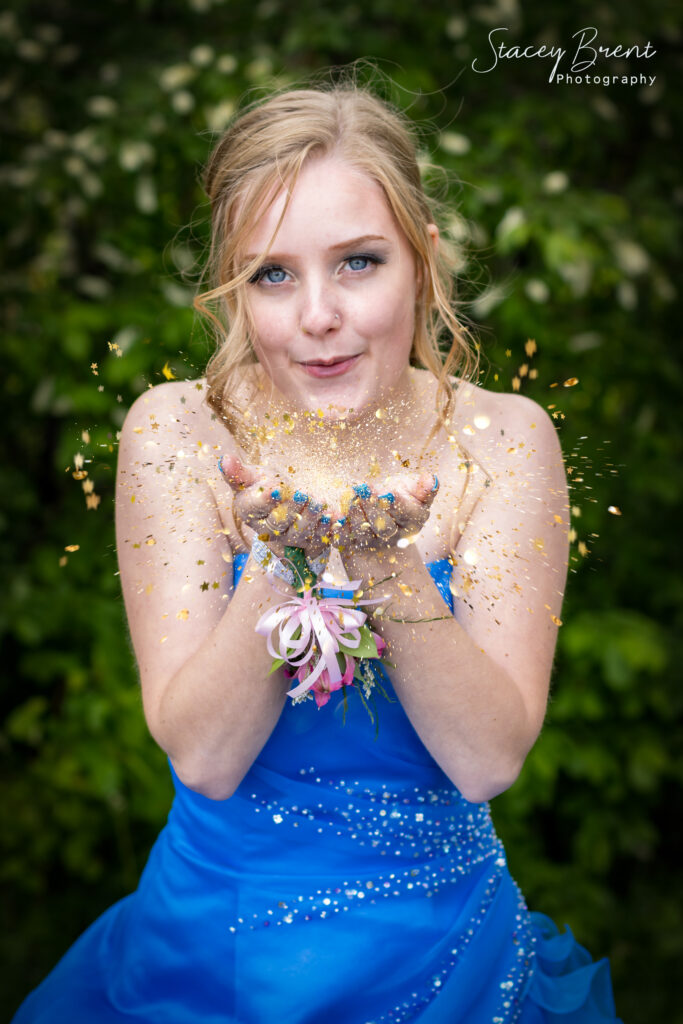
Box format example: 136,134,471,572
408,472,439,505
218,453,259,491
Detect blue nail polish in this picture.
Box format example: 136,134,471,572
337,517,347,526
293,490,308,504
320,514,331,525
270,488,281,500
310,501,324,513
431,475,439,492
378,492,395,505
353,483,371,500
217,456,224,474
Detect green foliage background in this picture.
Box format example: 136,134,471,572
2,1,681,1019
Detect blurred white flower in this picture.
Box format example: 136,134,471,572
135,176,158,214
616,280,637,310
542,171,568,194
17,39,44,61
217,54,237,74
77,275,111,299
446,16,467,39
568,332,603,353
81,172,103,198
592,96,619,121
613,238,650,276
64,154,87,177
190,45,214,66
87,95,117,118
44,129,68,149
440,131,471,156
245,57,273,81
71,128,106,162
447,214,470,243
524,278,549,303
0,11,19,39
470,283,507,318
557,260,592,297
172,90,195,114
495,206,526,239
205,99,236,131
119,140,155,171
159,64,195,92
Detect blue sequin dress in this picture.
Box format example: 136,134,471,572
13,555,621,1024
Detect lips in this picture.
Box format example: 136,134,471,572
298,354,361,378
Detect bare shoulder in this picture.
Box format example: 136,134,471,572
451,380,563,480
119,378,232,453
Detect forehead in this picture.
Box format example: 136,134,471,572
243,155,403,254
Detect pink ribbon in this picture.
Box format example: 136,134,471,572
254,582,379,701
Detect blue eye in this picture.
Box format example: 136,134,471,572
344,253,385,273
249,265,288,285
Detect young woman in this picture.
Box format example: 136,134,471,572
13,84,622,1023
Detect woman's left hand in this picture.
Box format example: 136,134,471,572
336,472,439,554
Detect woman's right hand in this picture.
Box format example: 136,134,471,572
218,454,335,562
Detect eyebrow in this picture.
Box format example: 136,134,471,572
244,234,390,261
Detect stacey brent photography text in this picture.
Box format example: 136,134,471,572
472,25,657,86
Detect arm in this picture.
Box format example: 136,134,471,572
115,383,291,800
342,396,569,803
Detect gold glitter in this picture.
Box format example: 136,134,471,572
608,505,622,516
162,362,176,380
553,514,563,524
86,494,101,510
525,338,537,357
375,407,387,419
64,544,80,553
81,430,90,444
463,424,475,436
473,415,491,430
568,528,577,542
578,541,588,556
177,609,189,620
146,537,156,546
463,547,478,566
563,377,579,387
551,615,563,626
72,470,87,480
533,538,545,551
82,479,94,494
519,364,529,377
512,376,521,391
59,556,67,567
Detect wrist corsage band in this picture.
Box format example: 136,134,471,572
253,540,392,721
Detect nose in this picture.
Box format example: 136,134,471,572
299,282,341,339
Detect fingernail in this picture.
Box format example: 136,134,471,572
320,514,331,525
431,475,439,492
293,490,308,504
353,483,371,500
378,492,395,505
270,488,281,500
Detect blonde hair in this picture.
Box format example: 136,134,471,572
194,82,476,442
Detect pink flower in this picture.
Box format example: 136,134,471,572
311,655,356,709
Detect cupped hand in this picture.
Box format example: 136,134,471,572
336,472,439,554
218,454,336,561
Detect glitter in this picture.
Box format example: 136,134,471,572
64,544,80,553
473,415,490,430
462,548,478,566
608,505,622,515
563,377,579,387
551,615,563,626
176,609,189,620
